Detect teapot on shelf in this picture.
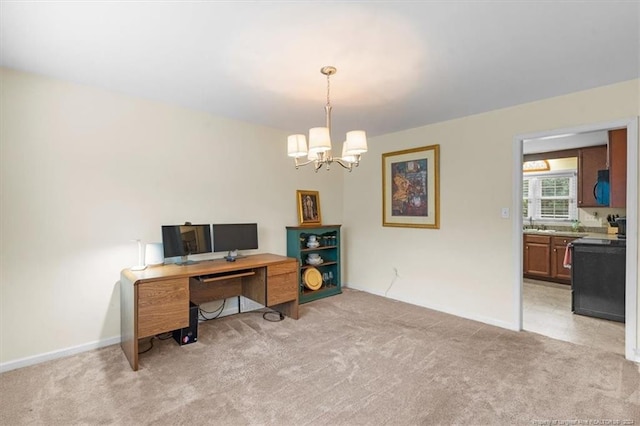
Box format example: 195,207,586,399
307,235,319,248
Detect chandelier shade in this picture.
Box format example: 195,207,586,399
345,130,368,155
287,66,367,172
341,142,357,164
287,134,308,158
308,127,332,153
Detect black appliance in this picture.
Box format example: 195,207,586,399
571,238,625,322
173,302,199,345
593,169,610,206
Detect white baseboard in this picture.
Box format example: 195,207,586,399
0,336,121,374
345,283,519,331
1,297,263,373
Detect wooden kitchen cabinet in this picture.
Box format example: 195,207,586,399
524,234,578,284
524,234,551,278
551,236,578,283
609,129,627,208
577,145,607,207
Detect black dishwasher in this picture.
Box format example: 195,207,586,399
571,237,625,322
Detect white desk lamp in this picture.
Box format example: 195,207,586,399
131,239,147,271
145,242,164,266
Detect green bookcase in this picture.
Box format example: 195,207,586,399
286,225,341,304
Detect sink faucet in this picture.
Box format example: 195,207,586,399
528,217,534,229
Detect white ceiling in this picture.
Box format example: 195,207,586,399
523,130,609,154
1,1,639,141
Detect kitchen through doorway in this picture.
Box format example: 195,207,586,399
513,118,638,361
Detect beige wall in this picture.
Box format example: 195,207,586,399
0,68,343,365
1,67,638,367
342,79,639,344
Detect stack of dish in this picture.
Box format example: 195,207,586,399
306,253,323,265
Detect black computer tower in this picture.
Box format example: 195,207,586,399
173,302,199,345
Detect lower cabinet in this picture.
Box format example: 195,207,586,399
137,278,189,338
524,235,551,278
266,262,298,306
524,234,578,284
551,236,577,282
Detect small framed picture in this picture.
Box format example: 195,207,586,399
296,190,322,226
382,144,440,229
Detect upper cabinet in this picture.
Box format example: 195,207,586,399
577,145,607,208
527,128,627,209
609,129,627,208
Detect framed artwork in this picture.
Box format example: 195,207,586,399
382,144,440,229
297,190,322,226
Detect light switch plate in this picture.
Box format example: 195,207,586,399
501,207,510,219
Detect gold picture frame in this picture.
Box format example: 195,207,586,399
382,144,440,229
296,190,322,226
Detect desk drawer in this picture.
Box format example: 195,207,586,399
267,261,297,277
190,276,242,305
267,272,297,306
137,278,189,338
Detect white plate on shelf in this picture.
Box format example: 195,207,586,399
307,242,320,248
306,258,324,265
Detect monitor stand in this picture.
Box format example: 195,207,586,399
177,255,198,266
225,250,239,262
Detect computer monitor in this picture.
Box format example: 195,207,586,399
161,224,212,264
212,223,258,261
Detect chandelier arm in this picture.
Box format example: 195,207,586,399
294,158,315,169
333,158,354,171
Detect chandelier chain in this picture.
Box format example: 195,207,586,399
326,73,331,108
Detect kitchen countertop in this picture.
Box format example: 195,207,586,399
523,229,588,237
522,229,618,240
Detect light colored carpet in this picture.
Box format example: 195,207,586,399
1,288,638,425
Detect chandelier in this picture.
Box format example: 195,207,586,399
287,66,368,172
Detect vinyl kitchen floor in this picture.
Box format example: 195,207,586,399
523,278,625,356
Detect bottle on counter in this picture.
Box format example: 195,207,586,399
571,220,581,232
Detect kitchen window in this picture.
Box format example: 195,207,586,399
523,171,577,221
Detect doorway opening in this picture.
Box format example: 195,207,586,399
512,118,638,361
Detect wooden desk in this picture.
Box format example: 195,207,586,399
120,253,299,371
